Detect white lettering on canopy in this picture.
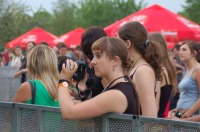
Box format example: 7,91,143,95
22,35,36,42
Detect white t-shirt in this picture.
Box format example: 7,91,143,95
11,56,24,68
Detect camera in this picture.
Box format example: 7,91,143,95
73,59,87,81
175,111,183,118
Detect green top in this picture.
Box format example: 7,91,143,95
25,80,59,107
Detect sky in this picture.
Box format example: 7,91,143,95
19,0,186,14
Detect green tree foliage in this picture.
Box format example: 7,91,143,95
0,0,30,50
28,8,53,30
50,0,78,35
76,0,145,28
179,0,200,24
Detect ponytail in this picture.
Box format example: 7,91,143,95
144,40,163,81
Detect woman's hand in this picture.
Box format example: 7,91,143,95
167,109,176,118
60,59,78,82
21,68,28,73
181,111,191,118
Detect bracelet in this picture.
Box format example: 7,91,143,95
59,79,69,84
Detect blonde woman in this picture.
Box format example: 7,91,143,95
13,45,59,107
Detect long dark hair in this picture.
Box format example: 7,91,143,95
81,26,107,60
118,22,163,81
148,32,178,95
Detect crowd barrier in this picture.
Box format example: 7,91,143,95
0,102,200,132
0,67,21,102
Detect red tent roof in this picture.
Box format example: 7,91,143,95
104,4,200,42
54,28,84,48
6,27,58,49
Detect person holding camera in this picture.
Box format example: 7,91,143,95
168,41,200,119
58,37,139,119
72,26,108,101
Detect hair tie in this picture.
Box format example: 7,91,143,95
145,40,150,46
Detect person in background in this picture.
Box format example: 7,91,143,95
118,22,163,117
10,46,24,68
39,41,49,46
172,45,185,83
59,37,139,119
13,45,59,107
148,32,178,118
169,41,200,118
66,48,77,61
14,41,36,83
77,26,108,99
53,45,59,56
2,48,10,66
58,42,68,56
0,53,4,67
74,45,82,59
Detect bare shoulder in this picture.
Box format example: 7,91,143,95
134,64,155,77
19,82,31,92
12,82,32,102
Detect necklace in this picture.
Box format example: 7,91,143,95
102,76,125,92
129,57,142,72
133,57,142,68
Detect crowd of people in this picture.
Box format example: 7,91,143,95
3,22,199,122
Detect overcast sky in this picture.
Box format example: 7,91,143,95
19,0,186,13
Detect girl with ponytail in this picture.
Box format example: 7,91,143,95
119,21,163,117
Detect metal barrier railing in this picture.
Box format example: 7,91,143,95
0,67,21,102
0,101,200,132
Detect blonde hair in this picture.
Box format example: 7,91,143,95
27,45,59,99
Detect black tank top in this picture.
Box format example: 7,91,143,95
158,73,172,118
104,80,139,115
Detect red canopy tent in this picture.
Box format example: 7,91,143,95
104,4,200,48
6,27,58,49
54,27,84,49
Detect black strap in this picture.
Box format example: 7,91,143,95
104,76,125,91
28,80,36,104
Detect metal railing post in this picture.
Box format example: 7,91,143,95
102,115,109,132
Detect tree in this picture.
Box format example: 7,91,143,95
0,0,30,50
179,0,200,24
50,0,78,36
75,0,145,28
27,8,53,32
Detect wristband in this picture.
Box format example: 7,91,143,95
58,81,69,88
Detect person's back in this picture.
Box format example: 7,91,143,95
25,80,59,107
119,22,164,117
13,45,59,107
